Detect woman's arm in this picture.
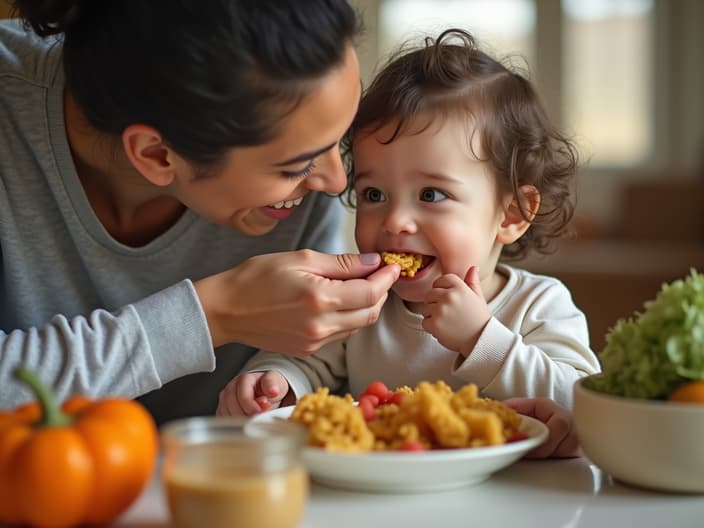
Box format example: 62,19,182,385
0,280,214,408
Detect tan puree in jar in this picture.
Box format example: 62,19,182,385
165,463,308,528
161,417,309,528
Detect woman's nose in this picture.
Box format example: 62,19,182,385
304,149,348,195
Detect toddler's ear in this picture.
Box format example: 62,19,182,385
496,185,540,245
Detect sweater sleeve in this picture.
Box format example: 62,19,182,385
0,279,215,407
452,281,601,408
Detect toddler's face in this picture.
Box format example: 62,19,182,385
352,117,507,305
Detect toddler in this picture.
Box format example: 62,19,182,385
219,29,600,431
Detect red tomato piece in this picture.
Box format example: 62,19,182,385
399,441,425,452
358,394,380,408
389,391,406,406
359,398,376,422
363,381,390,401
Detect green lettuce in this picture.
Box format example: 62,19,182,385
585,269,704,399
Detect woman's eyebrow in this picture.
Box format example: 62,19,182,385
273,142,337,166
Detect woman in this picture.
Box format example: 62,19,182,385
0,0,399,423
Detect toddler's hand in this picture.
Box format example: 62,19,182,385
422,265,490,356
502,397,581,459
216,370,290,417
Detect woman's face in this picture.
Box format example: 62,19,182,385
171,46,361,236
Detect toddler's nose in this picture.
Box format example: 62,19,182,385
383,205,417,235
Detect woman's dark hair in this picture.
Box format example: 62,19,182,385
343,28,577,260
11,0,361,169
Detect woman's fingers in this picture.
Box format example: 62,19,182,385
304,261,400,311
296,251,384,279
197,250,400,355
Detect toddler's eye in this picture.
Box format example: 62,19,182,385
420,188,447,202
361,187,386,202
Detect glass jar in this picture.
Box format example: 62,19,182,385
161,416,308,528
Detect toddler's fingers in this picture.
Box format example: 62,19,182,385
504,397,564,425
524,424,580,459
258,370,290,404
553,430,582,458
463,265,485,300
216,386,233,416
502,396,538,416
430,273,463,290
504,397,580,459
256,395,273,412
234,373,268,415
217,375,247,416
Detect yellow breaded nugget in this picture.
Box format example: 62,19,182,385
291,388,374,452
289,381,523,452
381,251,423,277
456,408,504,446
416,381,468,448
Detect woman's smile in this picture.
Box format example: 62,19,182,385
260,196,305,219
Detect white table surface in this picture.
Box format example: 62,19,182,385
113,456,704,528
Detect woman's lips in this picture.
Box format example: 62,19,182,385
260,206,294,220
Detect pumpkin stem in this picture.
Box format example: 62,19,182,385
12,366,72,427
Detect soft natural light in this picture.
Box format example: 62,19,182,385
379,0,535,67
563,0,655,21
562,0,654,167
375,0,656,169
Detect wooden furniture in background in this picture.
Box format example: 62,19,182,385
519,241,704,352
621,180,704,243
519,178,704,352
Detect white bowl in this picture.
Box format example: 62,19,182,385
253,406,549,492
574,375,704,493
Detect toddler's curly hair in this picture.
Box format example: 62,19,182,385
342,28,578,260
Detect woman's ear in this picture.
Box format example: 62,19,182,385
121,124,178,187
496,185,541,245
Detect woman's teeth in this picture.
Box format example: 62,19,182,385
270,197,303,209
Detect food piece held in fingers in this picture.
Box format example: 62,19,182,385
381,251,423,277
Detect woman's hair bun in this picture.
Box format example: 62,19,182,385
11,0,82,37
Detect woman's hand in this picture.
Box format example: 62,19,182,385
195,250,400,355
216,371,290,416
502,397,581,459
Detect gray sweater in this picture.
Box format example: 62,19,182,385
0,20,345,423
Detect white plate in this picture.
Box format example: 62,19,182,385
252,406,549,493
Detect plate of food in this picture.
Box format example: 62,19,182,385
251,381,549,493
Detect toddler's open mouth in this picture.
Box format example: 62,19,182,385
381,252,435,277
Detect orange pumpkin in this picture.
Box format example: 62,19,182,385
0,366,158,527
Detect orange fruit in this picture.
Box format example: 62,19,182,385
668,380,704,403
